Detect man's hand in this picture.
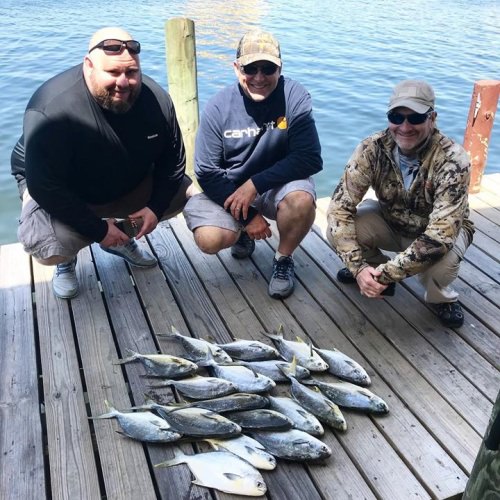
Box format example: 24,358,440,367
224,179,258,220
356,266,390,298
128,206,158,239
245,214,272,240
100,219,132,248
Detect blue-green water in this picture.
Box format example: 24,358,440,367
1,0,499,244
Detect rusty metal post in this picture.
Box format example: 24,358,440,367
463,80,500,194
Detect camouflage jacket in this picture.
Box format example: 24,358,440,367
326,128,474,284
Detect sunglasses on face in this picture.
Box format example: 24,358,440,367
387,110,432,125
88,39,141,55
240,63,278,76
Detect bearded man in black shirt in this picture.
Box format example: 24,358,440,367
11,26,194,299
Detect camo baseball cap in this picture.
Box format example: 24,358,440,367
388,80,435,113
236,30,282,67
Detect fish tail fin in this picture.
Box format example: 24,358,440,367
88,399,117,420
154,446,186,468
156,325,179,339
263,324,284,341
112,348,138,365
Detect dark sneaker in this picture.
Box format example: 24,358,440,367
102,239,157,267
231,232,255,259
435,302,464,328
269,256,295,299
53,257,79,299
337,267,356,283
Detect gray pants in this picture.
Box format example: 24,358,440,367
18,175,193,260
355,199,471,303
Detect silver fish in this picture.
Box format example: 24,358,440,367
155,446,267,496
131,401,241,437
226,409,293,431
249,429,332,462
186,393,269,413
113,348,198,378
215,339,279,361
149,375,237,400
157,326,233,364
312,346,371,386
288,377,347,431
268,395,324,436
263,326,329,372
201,358,276,393
302,379,389,414
237,359,311,382
89,400,182,443
204,435,277,470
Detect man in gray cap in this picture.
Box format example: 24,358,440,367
326,80,474,328
184,30,322,299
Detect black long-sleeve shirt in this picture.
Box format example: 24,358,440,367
11,64,186,242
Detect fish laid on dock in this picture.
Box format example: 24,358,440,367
155,446,267,496
215,338,279,361
149,375,238,400
302,378,389,414
113,348,198,378
157,326,232,364
185,393,270,413
89,400,182,443
237,359,311,382
204,434,277,470
226,408,294,431
268,395,324,436
249,429,332,462
131,400,241,438
263,326,329,372
312,346,371,386
200,356,276,393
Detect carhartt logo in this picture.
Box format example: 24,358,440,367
147,134,159,139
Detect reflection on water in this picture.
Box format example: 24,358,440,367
0,0,499,244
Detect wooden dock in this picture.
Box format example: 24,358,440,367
1,173,499,500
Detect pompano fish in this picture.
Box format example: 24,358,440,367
312,346,371,386
285,374,347,431
113,348,198,378
268,395,324,436
263,326,328,372
226,409,293,431
186,393,269,413
149,375,237,400
89,400,182,443
237,359,311,382
215,339,279,361
302,378,389,414
155,446,267,496
200,357,276,393
131,401,241,437
204,435,277,470
157,326,232,364
249,429,332,462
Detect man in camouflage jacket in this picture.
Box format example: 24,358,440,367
326,80,474,328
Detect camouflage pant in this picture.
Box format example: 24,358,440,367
355,199,471,303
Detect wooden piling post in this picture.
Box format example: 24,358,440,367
165,18,199,178
463,80,500,194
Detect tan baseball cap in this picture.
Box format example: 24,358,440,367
236,30,282,67
388,80,435,113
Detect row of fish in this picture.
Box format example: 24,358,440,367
118,324,372,386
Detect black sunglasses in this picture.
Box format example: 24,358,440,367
240,63,278,76
387,110,432,125
89,39,141,55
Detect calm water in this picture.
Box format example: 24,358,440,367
1,0,499,244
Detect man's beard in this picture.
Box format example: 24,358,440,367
93,86,140,113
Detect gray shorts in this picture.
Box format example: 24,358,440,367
184,177,316,232
18,175,193,260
